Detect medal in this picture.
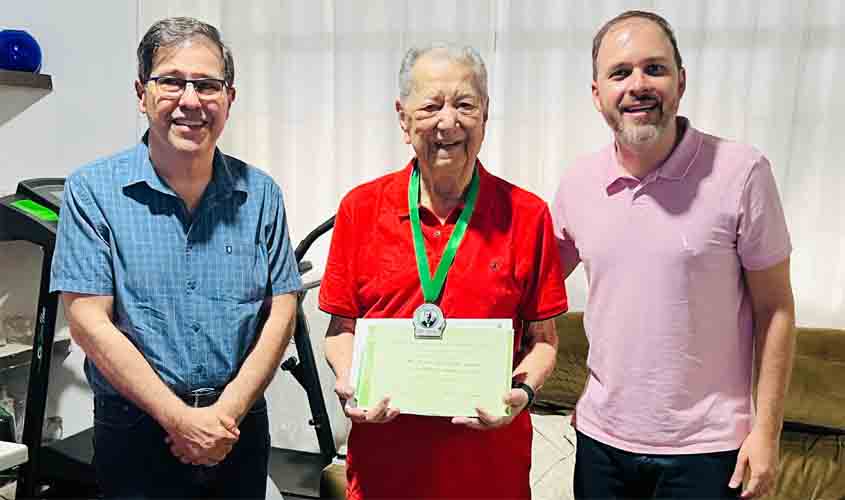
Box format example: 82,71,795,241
408,162,480,339
412,303,446,338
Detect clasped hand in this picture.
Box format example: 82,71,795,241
165,404,240,466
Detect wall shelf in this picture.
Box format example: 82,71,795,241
0,70,52,91
0,334,70,372
0,70,53,127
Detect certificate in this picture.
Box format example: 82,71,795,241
349,318,514,417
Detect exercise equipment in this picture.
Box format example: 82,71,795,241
269,216,341,499
0,178,97,497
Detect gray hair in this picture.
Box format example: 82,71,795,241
398,43,488,102
137,17,235,86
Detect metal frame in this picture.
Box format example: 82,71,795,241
270,216,339,498
0,178,65,498
288,215,337,460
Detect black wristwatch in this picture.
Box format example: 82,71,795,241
512,381,536,410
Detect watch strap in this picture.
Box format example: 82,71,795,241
511,381,536,410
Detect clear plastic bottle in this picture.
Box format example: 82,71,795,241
43,416,63,444
0,385,16,442
3,315,33,345
0,315,6,347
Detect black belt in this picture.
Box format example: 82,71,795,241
179,388,222,408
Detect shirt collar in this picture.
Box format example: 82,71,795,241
123,130,247,200
605,116,703,190
389,158,489,219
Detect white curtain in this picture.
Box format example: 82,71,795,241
139,0,845,452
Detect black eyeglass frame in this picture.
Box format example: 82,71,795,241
146,76,230,98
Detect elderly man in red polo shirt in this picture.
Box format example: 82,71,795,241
319,43,568,499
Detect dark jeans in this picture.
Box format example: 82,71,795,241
93,395,270,499
574,430,741,499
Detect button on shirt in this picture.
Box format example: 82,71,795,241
552,118,791,454
50,136,302,397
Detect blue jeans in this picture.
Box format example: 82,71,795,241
574,430,741,499
93,395,270,499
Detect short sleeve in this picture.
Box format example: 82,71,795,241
517,205,568,321
266,183,303,296
551,179,581,276
737,157,792,271
50,174,114,295
318,195,361,319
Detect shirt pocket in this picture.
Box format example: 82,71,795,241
210,242,268,303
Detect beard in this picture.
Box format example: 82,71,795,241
619,122,661,146
608,98,676,148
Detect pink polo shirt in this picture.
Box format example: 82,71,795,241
552,118,791,454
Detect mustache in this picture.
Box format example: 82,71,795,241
620,95,661,111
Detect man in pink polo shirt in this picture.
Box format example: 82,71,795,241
552,10,796,499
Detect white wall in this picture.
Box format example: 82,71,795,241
0,1,139,437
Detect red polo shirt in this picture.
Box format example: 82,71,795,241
320,160,567,499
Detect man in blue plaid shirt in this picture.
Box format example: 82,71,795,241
50,17,301,498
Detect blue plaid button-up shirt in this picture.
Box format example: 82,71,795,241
50,136,302,397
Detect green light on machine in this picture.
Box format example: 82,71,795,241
10,199,59,222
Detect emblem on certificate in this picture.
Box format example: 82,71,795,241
412,303,446,339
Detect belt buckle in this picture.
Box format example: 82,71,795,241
187,387,218,408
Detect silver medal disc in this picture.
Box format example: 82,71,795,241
412,303,446,339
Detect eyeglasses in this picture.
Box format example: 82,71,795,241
147,76,229,99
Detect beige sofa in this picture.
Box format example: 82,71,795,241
541,312,845,500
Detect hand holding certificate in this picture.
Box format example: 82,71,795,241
349,318,514,417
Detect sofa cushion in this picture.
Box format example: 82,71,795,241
782,327,845,430
763,431,845,500
537,313,588,411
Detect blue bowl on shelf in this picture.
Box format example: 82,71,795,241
0,29,43,73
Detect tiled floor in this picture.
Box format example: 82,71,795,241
530,413,577,500
0,414,579,499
